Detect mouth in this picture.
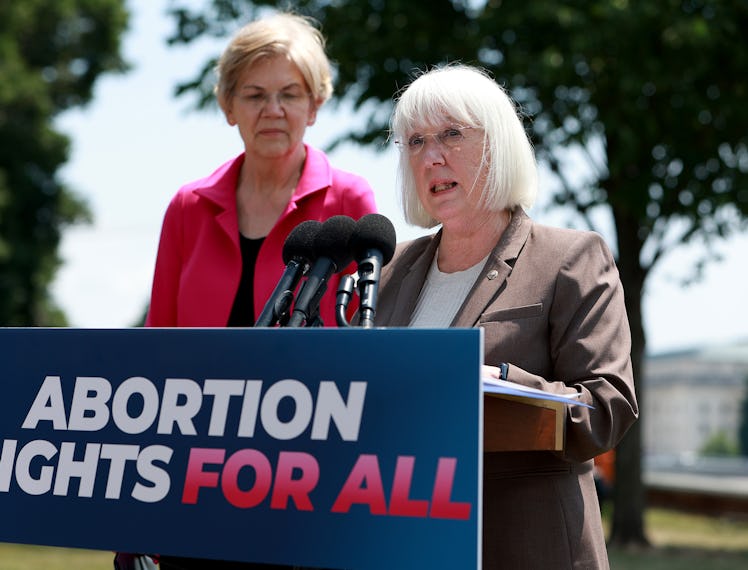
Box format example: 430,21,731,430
430,181,458,194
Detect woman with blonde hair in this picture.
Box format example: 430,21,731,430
146,12,376,329
124,12,376,570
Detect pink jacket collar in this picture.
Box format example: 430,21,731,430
192,144,333,211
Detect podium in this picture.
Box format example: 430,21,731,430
0,327,484,570
483,394,565,452
0,327,576,568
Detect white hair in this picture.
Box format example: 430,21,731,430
391,64,538,228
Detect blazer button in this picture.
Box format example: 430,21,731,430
487,270,499,280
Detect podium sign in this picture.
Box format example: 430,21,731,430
0,328,482,569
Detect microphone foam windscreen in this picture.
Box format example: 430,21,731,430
313,215,357,269
350,213,397,265
282,220,321,264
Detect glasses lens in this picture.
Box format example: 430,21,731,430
439,128,465,148
398,126,470,154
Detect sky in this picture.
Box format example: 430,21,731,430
52,0,748,355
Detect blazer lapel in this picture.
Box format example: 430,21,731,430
194,154,243,242
452,209,532,328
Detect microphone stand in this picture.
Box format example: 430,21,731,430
306,313,325,327
256,287,296,327
255,258,308,327
355,253,383,329
335,274,356,327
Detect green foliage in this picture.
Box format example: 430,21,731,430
0,0,129,325
474,1,748,274
739,378,748,456
700,429,740,457
168,0,748,266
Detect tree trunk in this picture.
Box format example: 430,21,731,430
607,205,650,546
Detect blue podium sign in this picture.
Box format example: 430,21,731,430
0,327,482,569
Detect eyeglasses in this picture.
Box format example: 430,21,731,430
395,126,476,155
238,89,312,110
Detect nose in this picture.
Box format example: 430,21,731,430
262,93,285,115
421,138,446,165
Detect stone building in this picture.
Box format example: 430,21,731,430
643,340,748,457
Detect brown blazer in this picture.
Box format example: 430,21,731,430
376,209,638,569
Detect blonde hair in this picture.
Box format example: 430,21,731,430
391,64,538,228
215,12,333,112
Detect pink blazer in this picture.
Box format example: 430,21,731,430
146,145,377,327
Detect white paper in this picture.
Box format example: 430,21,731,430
482,376,592,408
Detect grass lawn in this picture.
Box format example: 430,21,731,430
1,508,747,569
607,507,748,570
0,542,112,570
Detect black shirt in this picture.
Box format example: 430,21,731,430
227,235,265,327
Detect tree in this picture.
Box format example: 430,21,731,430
700,429,739,457
0,0,129,325
166,0,748,546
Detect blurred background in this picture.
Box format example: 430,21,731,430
2,0,748,567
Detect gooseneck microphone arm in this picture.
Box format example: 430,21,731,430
356,252,384,328
335,274,356,327
254,259,305,327
254,220,320,327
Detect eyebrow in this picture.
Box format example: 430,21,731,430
409,123,461,134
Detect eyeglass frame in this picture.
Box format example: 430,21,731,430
394,125,477,155
235,87,314,111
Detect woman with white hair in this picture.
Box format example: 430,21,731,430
376,64,638,569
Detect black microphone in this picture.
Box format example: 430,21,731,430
286,215,357,327
349,213,396,328
254,220,321,327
